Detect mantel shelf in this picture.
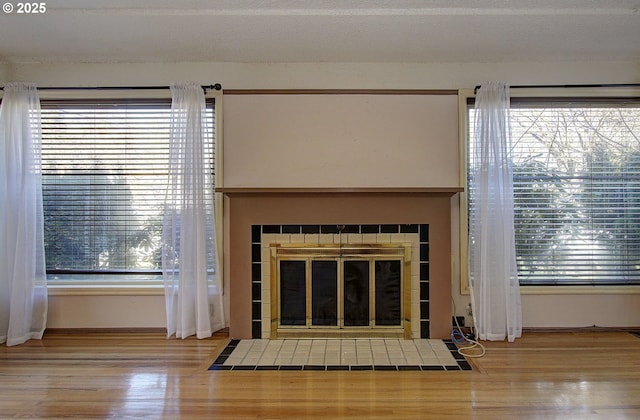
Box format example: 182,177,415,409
216,187,464,195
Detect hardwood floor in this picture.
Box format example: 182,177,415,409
0,331,639,418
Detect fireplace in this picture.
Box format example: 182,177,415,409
270,241,412,338
219,187,461,340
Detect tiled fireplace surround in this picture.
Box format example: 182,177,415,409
221,189,459,340
253,223,428,339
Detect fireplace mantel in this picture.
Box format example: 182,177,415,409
217,187,463,195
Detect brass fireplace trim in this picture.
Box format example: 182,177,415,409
269,243,412,339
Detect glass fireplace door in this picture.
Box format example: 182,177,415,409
277,255,403,331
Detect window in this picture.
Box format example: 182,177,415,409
41,98,216,285
468,97,640,285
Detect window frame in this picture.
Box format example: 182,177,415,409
458,87,640,295
33,89,224,294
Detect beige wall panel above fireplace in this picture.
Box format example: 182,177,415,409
223,93,459,188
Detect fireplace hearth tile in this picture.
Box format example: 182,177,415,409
420,282,430,300
301,225,321,234
252,302,261,317
397,365,421,371
262,225,281,234
342,225,360,233
420,244,429,261
252,227,261,244
251,321,262,339
421,365,445,371
209,338,471,371
400,224,420,233
251,282,261,301
303,365,327,371
282,225,302,234
251,263,261,282
320,225,340,234
232,365,256,371
420,302,430,319
420,263,430,281
420,321,430,338
457,360,473,370
256,365,279,370
380,224,400,233
350,365,374,371
279,365,304,371
374,365,398,371
419,224,429,241
360,225,380,234
251,244,261,263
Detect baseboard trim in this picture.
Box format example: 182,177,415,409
523,326,640,333
45,327,230,336
45,327,166,334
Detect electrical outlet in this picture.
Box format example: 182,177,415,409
452,316,465,327
466,303,473,317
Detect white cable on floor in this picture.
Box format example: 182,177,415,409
451,297,486,358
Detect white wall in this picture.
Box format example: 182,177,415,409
6,60,639,90
6,59,639,330
47,294,165,329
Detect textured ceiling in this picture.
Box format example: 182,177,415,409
0,0,639,64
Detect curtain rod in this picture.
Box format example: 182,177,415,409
473,83,640,94
0,83,222,92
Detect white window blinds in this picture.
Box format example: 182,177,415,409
40,99,215,283
468,98,640,285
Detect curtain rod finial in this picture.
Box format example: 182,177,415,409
202,84,222,93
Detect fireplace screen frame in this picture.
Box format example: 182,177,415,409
270,243,412,338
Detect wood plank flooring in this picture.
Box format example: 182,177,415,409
0,331,639,418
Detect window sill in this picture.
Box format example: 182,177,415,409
520,285,640,295
47,284,164,296
461,284,640,295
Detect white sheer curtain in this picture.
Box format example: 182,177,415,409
469,82,522,342
163,83,225,339
0,83,48,346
